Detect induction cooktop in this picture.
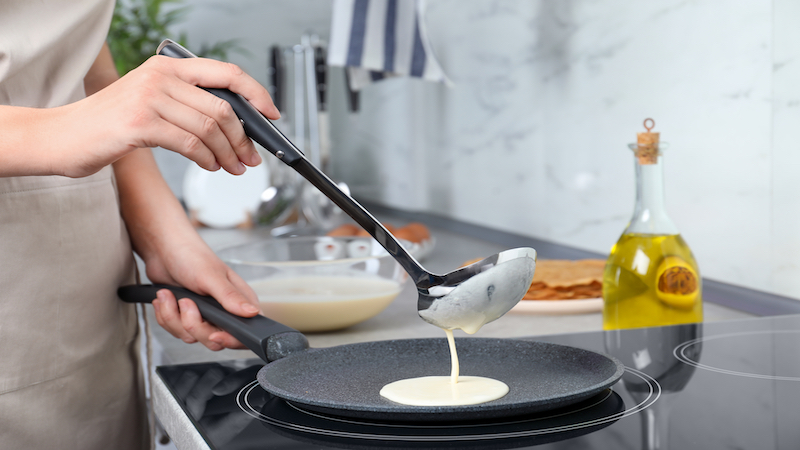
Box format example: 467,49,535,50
157,314,800,449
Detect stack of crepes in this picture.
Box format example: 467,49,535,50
524,259,605,300
463,258,605,300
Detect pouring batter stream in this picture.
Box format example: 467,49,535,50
379,329,509,406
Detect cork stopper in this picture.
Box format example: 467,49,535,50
634,118,660,165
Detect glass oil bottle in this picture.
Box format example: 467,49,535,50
603,119,702,329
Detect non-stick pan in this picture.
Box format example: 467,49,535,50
119,284,623,422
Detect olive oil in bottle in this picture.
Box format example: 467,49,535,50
602,120,702,329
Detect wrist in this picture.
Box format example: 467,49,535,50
0,106,65,177
114,148,202,261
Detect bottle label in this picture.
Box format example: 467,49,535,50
655,256,699,309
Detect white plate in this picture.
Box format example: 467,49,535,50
510,298,602,315
183,150,270,228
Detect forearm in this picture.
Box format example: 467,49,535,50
114,148,196,262
0,105,69,177
0,43,122,178
90,43,195,261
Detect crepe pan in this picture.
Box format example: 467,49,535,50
119,284,623,422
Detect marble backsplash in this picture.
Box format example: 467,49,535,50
167,0,800,299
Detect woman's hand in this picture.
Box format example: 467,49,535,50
143,232,261,351
55,55,280,178
114,145,263,351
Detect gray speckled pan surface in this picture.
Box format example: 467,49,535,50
256,338,624,421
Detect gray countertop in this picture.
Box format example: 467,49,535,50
144,207,778,450
145,211,755,366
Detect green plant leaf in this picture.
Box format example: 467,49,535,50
107,0,244,75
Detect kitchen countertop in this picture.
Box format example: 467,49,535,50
144,207,760,366
143,206,799,450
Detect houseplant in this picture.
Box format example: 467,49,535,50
107,0,242,75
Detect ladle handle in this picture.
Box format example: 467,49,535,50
156,40,436,287
118,284,309,363
157,40,304,165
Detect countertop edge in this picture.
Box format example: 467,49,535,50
154,373,211,450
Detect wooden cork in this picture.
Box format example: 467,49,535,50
635,118,660,164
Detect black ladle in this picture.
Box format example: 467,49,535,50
157,40,536,332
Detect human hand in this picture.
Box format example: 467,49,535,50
144,233,261,351
56,55,280,178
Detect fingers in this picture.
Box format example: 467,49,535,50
201,268,261,319
152,289,230,351
164,76,265,167
156,56,281,120
152,289,198,344
131,56,276,175
143,119,221,172
153,91,246,174
152,281,257,351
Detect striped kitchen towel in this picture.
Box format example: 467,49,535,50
328,0,451,91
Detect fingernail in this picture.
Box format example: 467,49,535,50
249,151,262,166
236,161,246,174
210,161,221,171
242,303,260,314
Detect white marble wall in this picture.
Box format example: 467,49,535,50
170,0,800,299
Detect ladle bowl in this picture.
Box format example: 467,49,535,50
158,40,537,331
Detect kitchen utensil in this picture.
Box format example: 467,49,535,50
254,147,299,228
157,39,535,332
254,180,297,227
267,45,284,112
255,50,298,228
302,36,320,168
292,44,305,154
215,236,407,332
314,42,331,168
299,35,348,229
118,284,624,422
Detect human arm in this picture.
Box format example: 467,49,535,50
0,43,279,178
114,148,260,350
80,42,271,350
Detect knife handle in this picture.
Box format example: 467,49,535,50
269,45,284,112
314,45,327,112
118,284,309,363
156,39,305,166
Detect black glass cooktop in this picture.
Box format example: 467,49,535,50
157,314,800,449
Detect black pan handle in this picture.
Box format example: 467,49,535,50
156,39,305,166
118,284,309,363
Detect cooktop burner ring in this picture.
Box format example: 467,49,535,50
235,367,660,442
674,329,800,381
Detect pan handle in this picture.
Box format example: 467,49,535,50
118,284,309,363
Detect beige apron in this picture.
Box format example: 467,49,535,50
0,1,149,446
0,170,149,449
